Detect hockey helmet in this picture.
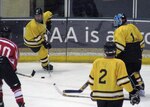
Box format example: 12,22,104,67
0,26,11,39
104,41,116,57
113,13,127,27
34,8,43,15
34,8,43,23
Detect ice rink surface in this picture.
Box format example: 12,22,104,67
2,62,150,107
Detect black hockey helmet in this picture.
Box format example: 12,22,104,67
34,8,43,23
34,7,43,15
0,26,11,39
114,13,127,27
104,41,116,57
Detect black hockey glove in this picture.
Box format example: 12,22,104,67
129,90,140,105
42,41,51,49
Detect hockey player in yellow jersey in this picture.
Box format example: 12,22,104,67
24,8,53,71
113,13,145,96
89,42,140,107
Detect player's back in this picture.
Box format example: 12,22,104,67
114,23,143,43
0,37,18,70
114,24,143,61
90,57,132,100
0,38,17,56
91,58,126,91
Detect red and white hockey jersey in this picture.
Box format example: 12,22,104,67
0,38,19,71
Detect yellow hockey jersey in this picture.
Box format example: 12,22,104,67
24,11,53,47
114,23,144,55
89,58,133,100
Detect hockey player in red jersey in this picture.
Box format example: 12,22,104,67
0,26,25,107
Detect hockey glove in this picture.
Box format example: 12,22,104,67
42,41,51,49
129,90,140,105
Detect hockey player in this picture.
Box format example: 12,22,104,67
24,7,53,71
0,26,25,107
113,13,145,96
89,42,140,107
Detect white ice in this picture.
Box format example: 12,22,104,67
2,62,150,107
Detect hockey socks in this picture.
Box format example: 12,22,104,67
11,86,25,107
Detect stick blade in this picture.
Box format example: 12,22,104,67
63,90,82,93
53,83,90,98
31,70,36,77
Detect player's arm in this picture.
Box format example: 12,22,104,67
140,37,145,51
117,60,141,105
13,44,19,71
41,11,53,49
116,60,133,92
114,29,126,56
131,24,145,50
89,74,94,90
44,11,53,31
135,26,145,50
89,61,97,90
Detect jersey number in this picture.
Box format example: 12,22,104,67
0,45,11,57
99,69,107,84
130,33,135,42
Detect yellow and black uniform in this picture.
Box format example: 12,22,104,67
89,58,133,101
89,41,140,107
114,23,145,88
24,11,52,67
114,23,144,61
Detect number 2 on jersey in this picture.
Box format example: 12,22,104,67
99,69,107,84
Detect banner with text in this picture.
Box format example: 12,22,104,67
1,19,150,49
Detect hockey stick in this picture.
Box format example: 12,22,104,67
16,70,36,78
53,83,90,98
54,83,130,100
63,80,89,93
